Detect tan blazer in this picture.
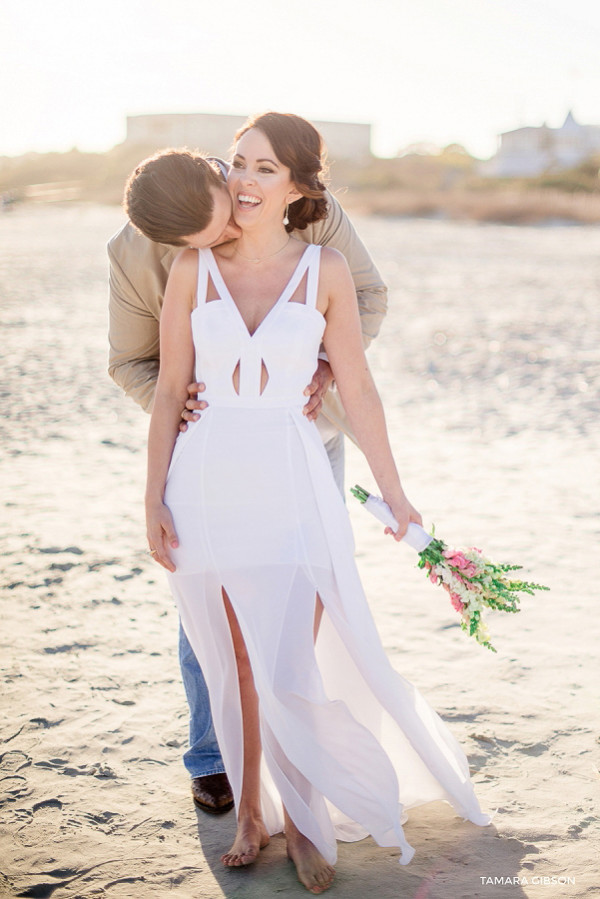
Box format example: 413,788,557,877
108,191,388,442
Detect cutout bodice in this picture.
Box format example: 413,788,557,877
192,245,325,408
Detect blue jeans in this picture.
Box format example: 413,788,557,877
179,429,345,777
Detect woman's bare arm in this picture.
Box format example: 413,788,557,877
145,249,197,569
319,248,421,539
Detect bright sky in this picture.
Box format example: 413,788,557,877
2,0,600,160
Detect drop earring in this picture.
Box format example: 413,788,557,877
283,204,289,226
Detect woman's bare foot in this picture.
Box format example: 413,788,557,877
286,828,336,894
221,814,270,867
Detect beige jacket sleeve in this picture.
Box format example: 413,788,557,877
107,221,178,412
107,192,388,430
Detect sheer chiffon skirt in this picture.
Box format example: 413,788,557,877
166,405,490,866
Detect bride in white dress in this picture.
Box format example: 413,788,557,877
141,113,490,894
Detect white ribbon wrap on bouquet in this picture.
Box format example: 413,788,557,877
363,495,433,553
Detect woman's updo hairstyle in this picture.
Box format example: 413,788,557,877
234,112,329,232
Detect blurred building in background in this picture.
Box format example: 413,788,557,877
481,111,600,177
124,113,372,162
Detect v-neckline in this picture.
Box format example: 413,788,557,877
205,245,314,340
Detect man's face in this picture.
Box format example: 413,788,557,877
182,184,241,249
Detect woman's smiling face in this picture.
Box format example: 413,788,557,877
227,128,302,229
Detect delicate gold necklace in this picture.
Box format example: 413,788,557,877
234,235,291,264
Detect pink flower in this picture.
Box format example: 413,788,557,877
444,550,470,571
429,571,439,585
450,592,465,612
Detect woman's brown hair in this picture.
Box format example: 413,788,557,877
124,149,224,246
234,112,328,232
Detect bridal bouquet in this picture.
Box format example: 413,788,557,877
350,485,549,652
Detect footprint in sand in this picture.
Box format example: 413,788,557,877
0,750,32,803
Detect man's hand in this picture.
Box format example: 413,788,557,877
303,359,334,421
179,382,209,432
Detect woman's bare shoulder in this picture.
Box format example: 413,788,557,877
318,245,353,287
166,247,199,287
170,247,198,273
163,249,199,314
319,245,346,266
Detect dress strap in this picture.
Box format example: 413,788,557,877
304,245,321,309
194,249,211,308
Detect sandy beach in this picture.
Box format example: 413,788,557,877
1,203,598,898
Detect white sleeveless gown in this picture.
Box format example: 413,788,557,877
165,245,489,865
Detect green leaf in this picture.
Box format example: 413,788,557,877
350,485,369,504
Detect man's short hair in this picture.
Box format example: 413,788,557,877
124,149,224,246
